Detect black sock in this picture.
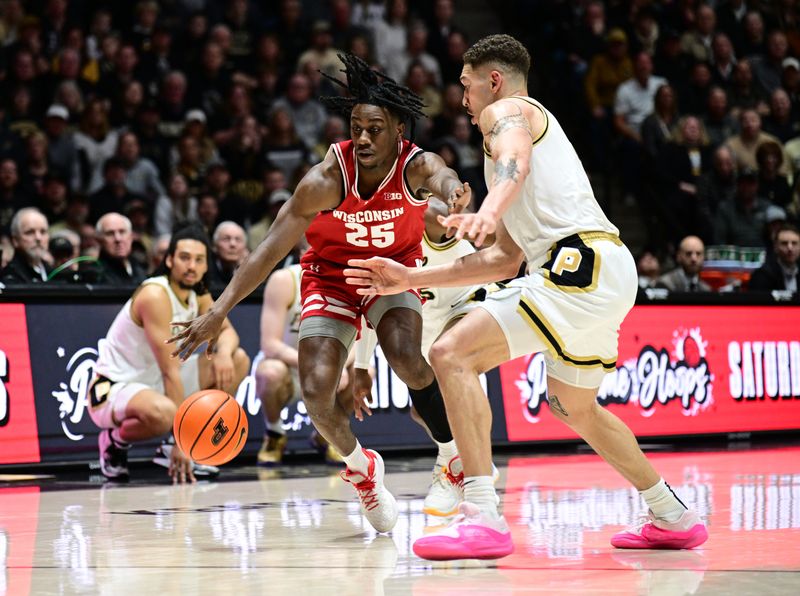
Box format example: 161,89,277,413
409,379,453,443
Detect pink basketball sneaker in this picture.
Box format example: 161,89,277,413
413,502,514,560
611,509,708,549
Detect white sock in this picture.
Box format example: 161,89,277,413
641,478,688,523
463,476,499,518
435,440,458,466
343,441,370,474
266,419,284,435
110,428,130,448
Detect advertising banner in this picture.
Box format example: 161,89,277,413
501,305,800,442
0,304,40,464
19,301,480,464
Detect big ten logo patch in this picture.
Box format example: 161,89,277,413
0,350,8,427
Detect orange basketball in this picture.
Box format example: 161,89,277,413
173,390,248,466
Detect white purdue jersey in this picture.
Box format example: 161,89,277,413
94,276,199,385
421,232,479,318
483,96,618,265
282,264,303,349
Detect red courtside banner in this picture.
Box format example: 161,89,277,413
501,305,800,441
0,304,40,463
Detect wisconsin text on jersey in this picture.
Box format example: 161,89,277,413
331,207,405,224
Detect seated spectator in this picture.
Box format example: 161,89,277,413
715,168,771,247
749,30,789,96
209,220,247,287
172,134,205,197
222,115,265,203
20,131,51,202
43,104,78,185
297,20,343,81
678,61,714,116
728,60,768,119
756,141,793,208
710,33,736,89
312,115,347,163
248,188,290,253
782,57,800,118
170,110,219,171
697,145,737,216
157,71,190,140
89,158,144,224
154,173,198,237
636,248,661,289
203,162,248,228
48,230,81,283
641,84,678,161
39,174,69,226
85,212,146,286
125,198,153,268
702,87,738,150
680,4,717,64
115,131,164,203
724,109,790,177
405,61,441,118
73,97,118,195
261,109,311,185
0,207,51,283
196,193,220,240
657,116,714,243
271,73,328,151
656,235,712,292
748,223,800,292
386,20,442,88
762,88,800,143
109,80,144,130
614,52,666,203
0,159,31,241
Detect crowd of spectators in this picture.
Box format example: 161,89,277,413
494,0,800,292
0,0,483,290
0,0,797,294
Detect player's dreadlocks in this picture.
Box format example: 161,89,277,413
320,53,426,133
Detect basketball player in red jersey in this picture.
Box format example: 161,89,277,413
168,54,468,533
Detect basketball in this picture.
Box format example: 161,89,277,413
173,390,249,466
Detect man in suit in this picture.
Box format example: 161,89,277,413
0,208,52,284
748,224,800,293
656,235,712,292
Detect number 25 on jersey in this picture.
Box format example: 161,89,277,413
345,222,395,248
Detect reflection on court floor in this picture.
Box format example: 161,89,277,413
2,446,799,595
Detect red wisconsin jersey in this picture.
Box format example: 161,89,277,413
303,138,428,267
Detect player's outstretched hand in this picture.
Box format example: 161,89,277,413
448,182,472,213
344,257,411,296
438,212,496,247
169,444,196,484
166,309,225,361
352,368,373,422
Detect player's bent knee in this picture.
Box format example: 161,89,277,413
139,397,176,436
428,336,462,372
257,359,290,387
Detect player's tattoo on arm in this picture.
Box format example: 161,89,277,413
486,108,534,148
548,394,568,417
493,158,519,184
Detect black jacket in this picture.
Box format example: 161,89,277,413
83,253,147,286
0,252,52,284
748,256,800,292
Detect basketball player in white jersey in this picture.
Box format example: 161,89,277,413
345,34,708,559
255,239,357,466
352,194,502,517
88,225,250,483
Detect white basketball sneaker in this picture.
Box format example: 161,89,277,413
424,457,501,517
340,449,398,533
423,455,464,517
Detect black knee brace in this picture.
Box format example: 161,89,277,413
408,379,453,443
